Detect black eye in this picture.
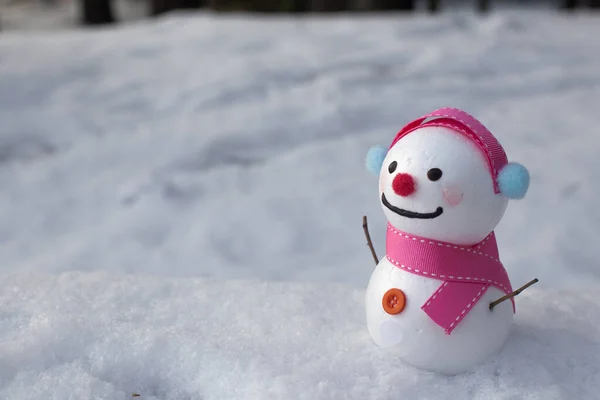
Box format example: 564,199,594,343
388,161,397,174
427,168,442,181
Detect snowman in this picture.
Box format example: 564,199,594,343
364,107,531,375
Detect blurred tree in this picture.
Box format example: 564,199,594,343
151,0,203,15
252,0,302,12
181,0,203,7
427,0,439,12
372,0,414,10
587,0,600,7
205,0,225,10
80,0,116,24
477,0,490,12
282,0,309,11
561,0,577,9
350,0,413,10
309,0,347,11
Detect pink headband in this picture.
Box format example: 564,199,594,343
389,108,508,194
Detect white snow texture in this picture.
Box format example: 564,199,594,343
1,6,600,400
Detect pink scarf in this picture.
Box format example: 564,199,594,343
386,224,515,335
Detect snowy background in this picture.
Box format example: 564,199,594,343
1,2,600,399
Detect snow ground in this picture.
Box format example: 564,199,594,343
1,7,600,399
1,272,599,399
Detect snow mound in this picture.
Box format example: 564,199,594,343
1,10,600,292
1,272,598,399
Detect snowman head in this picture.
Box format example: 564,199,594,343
366,108,530,245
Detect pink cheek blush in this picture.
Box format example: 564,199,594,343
443,186,464,206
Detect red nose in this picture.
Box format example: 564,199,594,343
392,173,416,197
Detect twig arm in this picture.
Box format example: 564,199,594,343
362,215,379,266
489,278,539,311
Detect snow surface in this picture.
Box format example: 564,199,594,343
1,272,599,400
1,8,600,399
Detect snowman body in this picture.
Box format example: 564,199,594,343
364,111,530,375
365,257,513,375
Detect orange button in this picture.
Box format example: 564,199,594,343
382,288,406,315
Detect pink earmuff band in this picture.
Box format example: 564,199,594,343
389,108,508,194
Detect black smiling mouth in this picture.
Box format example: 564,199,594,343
381,193,444,219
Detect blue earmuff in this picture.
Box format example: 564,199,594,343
365,145,387,176
497,162,530,199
